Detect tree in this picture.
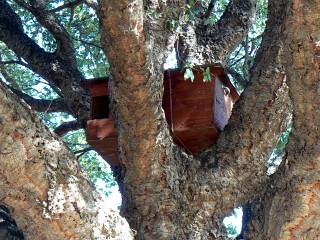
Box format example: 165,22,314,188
0,0,319,239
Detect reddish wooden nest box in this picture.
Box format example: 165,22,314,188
163,66,239,153
84,66,239,166
83,78,119,166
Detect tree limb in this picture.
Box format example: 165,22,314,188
8,85,73,114
72,37,101,49
54,120,82,137
75,147,93,159
0,59,30,69
178,0,257,65
26,0,76,62
0,57,64,96
0,0,90,127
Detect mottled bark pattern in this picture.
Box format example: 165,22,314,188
178,0,257,65
0,82,133,239
244,0,320,238
98,1,180,238
0,0,318,238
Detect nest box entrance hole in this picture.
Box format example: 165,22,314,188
91,95,110,120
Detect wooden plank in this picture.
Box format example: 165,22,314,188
171,127,219,153
86,119,119,166
163,70,215,102
87,138,119,166
86,118,116,140
211,66,239,101
83,80,108,97
163,99,214,130
163,66,216,133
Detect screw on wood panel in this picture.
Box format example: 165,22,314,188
222,86,230,95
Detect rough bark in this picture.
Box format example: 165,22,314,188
178,0,257,65
243,0,320,238
98,1,177,238
98,0,292,239
0,81,133,239
1,0,316,238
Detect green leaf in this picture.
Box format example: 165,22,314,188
184,68,194,82
202,67,211,82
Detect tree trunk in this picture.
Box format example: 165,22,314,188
98,0,293,239
0,82,133,239
1,0,317,239
243,0,320,238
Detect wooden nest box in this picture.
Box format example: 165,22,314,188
84,66,239,166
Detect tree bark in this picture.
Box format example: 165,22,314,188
0,81,133,239
1,0,318,239
177,0,257,65
0,0,90,127
98,0,292,239
243,0,320,238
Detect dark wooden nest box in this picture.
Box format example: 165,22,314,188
83,66,239,166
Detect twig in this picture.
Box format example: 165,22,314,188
72,37,101,49
75,147,93,159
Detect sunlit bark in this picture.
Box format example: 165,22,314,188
0,0,318,238
244,0,320,238
0,82,133,239
98,0,292,238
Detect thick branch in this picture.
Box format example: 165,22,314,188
178,0,257,65
0,80,133,239
193,0,293,218
244,0,320,237
0,0,90,126
54,120,82,137
27,0,76,62
8,86,73,114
